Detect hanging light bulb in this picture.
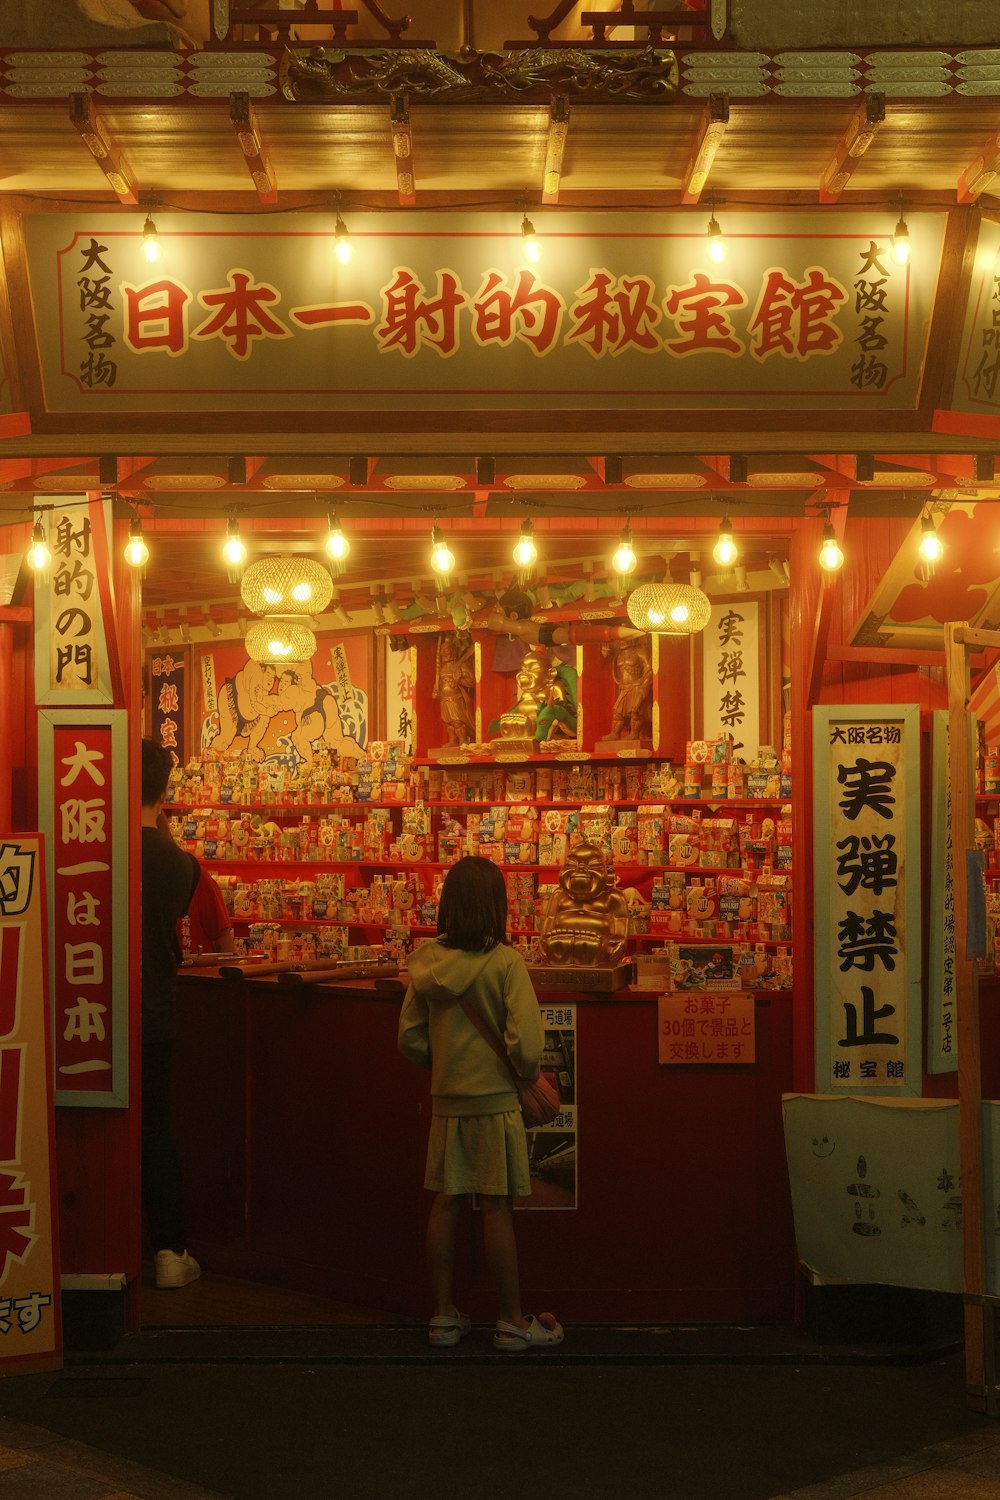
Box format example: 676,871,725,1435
430,524,455,589
892,205,910,266
713,516,738,567
512,520,537,583
918,510,944,564
325,514,350,575
142,212,160,264
819,520,844,572
611,523,637,596
706,208,725,265
124,516,149,569
520,213,540,263
222,516,247,570
26,518,51,572
334,212,352,265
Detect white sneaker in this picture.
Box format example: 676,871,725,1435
154,1249,200,1289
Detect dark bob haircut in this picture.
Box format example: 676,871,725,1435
141,737,174,809
436,856,508,952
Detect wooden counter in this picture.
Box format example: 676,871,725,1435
174,971,797,1324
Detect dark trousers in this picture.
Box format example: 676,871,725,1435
141,1037,186,1254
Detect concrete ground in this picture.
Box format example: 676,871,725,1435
1,1325,1000,1499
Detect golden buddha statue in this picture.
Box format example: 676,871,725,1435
539,841,630,967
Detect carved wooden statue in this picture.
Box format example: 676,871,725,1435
604,636,653,743
433,630,476,747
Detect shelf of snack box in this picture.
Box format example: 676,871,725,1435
167,801,415,813
197,858,579,873
166,797,788,813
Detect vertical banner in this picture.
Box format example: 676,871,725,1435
148,647,187,763
519,1002,577,1211
927,711,974,1074
38,710,129,1108
700,600,760,753
384,639,416,755
0,834,62,1372
813,705,921,1096
33,497,116,706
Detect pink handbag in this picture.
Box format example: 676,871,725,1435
456,993,561,1129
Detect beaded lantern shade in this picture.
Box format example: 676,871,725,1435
245,619,317,663
626,582,711,635
240,555,334,617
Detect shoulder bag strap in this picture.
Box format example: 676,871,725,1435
455,990,520,1087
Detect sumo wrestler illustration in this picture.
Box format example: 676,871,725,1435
539,841,630,967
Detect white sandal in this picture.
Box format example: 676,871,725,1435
428,1312,471,1348
493,1313,564,1351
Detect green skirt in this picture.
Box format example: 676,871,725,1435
425,1108,531,1197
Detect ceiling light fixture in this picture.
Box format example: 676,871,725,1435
627,582,711,635
706,196,725,265
241,555,334,616
611,522,637,596
520,212,540,263
512,519,537,584
334,212,352,265
712,515,738,568
892,202,910,266
918,509,944,565
123,515,149,569
142,212,160,264
26,518,51,573
222,516,247,572
818,512,844,573
245,618,317,663
324,514,350,575
430,524,455,589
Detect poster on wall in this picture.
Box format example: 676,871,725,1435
38,709,129,1108
698,599,761,754
813,704,921,1096
196,633,371,770
148,646,188,764
0,833,62,1373
33,497,117,707
517,1003,577,1212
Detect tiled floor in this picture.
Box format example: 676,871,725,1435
774,1426,1000,1497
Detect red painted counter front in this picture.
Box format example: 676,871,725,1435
173,975,797,1324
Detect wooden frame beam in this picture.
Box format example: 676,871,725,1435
818,92,885,204
957,127,1000,203
681,93,729,206
68,94,138,206
391,93,416,208
542,95,570,206
229,92,277,205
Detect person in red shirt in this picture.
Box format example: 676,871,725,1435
177,862,236,958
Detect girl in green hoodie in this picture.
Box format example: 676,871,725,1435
398,856,564,1351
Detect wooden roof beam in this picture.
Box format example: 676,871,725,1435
818,92,885,204
542,95,570,206
681,93,729,206
68,93,138,205
957,126,1000,203
229,92,277,205
391,93,416,207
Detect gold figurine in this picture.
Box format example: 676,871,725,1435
539,842,630,967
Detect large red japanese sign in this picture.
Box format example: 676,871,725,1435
38,711,128,1108
0,833,62,1374
23,211,945,413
